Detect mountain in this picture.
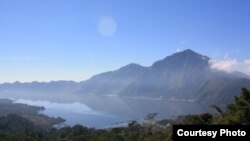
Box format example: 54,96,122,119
76,63,147,95
76,49,250,104
0,81,79,101
0,49,250,104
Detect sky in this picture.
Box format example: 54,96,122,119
0,0,250,83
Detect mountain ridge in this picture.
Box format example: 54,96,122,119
76,49,250,104
0,49,250,104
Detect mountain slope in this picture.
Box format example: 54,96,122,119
119,50,210,97
76,63,147,95
0,49,249,105
0,81,79,101
77,49,250,104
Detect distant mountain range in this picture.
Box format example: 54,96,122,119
1,49,250,104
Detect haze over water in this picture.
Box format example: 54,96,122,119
14,95,211,128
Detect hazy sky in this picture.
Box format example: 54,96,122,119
1,0,250,83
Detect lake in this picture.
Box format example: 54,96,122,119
14,95,212,128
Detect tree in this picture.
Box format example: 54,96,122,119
181,113,213,125
213,88,250,124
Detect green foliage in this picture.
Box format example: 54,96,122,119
210,105,223,116
212,88,250,124
0,98,65,131
180,113,213,125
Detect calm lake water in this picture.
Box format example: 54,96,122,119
14,95,212,128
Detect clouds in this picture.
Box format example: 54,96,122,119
209,59,250,76
244,60,250,65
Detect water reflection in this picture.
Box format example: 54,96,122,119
14,99,129,128
15,99,99,115
14,96,212,128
